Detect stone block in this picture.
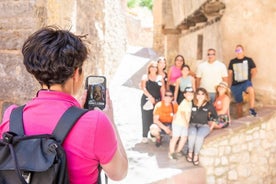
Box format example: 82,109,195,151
237,164,251,177
0,1,34,17
0,30,32,50
214,167,227,176
228,170,238,180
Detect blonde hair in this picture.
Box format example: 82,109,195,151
146,61,158,75
215,82,231,98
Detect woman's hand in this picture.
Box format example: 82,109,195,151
149,96,156,104
102,89,114,123
165,126,172,136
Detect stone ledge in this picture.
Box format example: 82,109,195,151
201,106,276,183
205,106,276,144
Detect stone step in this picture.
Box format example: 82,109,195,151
129,137,206,184
151,166,206,184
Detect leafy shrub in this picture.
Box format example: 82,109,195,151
127,0,153,10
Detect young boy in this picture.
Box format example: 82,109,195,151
168,87,194,159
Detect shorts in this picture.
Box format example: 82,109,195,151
172,123,188,137
231,80,253,103
215,114,230,128
150,123,171,135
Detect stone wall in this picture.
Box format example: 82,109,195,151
126,7,153,48
0,0,127,117
201,107,276,183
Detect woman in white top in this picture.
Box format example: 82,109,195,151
140,61,165,143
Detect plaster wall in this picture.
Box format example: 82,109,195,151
179,22,223,72
154,0,276,106
220,0,276,105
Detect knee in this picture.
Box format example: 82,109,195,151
150,125,160,137
247,86,254,94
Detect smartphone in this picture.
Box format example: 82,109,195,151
84,75,106,110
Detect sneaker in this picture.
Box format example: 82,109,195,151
141,137,148,143
249,108,257,117
175,152,183,158
168,153,178,160
155,137,162,147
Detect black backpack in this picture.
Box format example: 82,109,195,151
0,105,90,184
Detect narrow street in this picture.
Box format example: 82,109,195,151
108,46,204,184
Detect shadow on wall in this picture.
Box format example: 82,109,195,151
123,48,160,89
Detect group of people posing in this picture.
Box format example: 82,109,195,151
140,45,258,166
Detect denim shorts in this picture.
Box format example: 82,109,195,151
231,80,252,103
172,123,188,137
150,123,171,135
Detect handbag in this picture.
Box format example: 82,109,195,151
143,99,154,110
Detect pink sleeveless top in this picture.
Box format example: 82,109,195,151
169,66,182,83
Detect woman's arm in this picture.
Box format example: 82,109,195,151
174,78,180,101
101,90,128,180
160,78,165,99
191,76,196,91
166,67,172,90
141,76,155,103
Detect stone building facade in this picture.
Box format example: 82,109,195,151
153,0,276,107
0,0,127,111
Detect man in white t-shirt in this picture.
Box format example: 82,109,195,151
196,48,228,102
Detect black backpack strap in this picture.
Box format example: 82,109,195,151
52,106,88,144
9,105,26,135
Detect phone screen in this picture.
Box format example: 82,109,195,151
84,76,106,110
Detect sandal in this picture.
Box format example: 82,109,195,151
186,152,193,163
193,154,199,166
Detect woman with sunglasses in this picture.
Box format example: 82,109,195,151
186,88,217,166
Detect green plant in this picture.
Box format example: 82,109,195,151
127,0,137,8
127,0,153,10
139,0,153,10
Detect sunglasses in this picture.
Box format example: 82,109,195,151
207,53,215,56
197,93,205,96
235,49,243,53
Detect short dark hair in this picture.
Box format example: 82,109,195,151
181,64,190,70
22,26,88,88
236,44,244,50
165,90,173,95
207,48,216,53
